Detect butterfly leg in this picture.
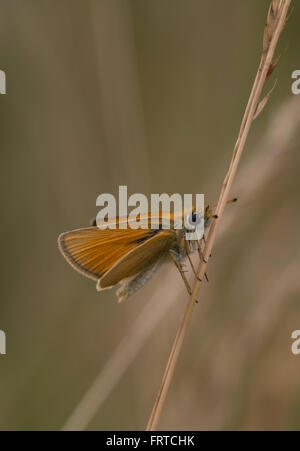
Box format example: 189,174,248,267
197,236,210,264
197,237,210,282
197,238,205,261
184,238,201,282
169,251,192,296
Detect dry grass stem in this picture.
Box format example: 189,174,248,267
146,0,291,431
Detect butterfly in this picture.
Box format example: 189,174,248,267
58,206,215,302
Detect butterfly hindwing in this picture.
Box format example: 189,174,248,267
98,229,177,289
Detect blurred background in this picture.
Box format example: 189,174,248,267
0,0,300,431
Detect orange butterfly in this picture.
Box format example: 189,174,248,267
58,207,214,302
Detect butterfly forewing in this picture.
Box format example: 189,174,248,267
58,224,176,284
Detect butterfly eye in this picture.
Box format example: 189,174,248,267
187,212,200,228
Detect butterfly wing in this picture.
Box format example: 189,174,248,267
97,229,177,290
58,226,176,286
